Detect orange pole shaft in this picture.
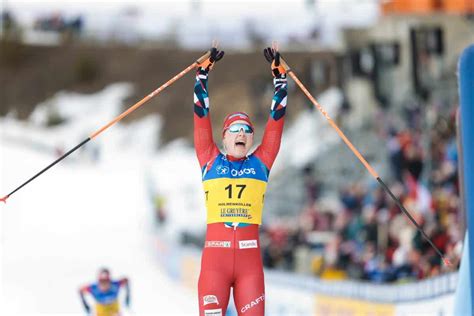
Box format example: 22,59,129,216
90,62,196,140
288,71,380,179
281,60,448,263
1,52,211,202
90,50,211,139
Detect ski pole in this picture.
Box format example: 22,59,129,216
279,56,451,266
0,51,211,204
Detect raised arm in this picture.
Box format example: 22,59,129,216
254,48,288,170
193,47,224,168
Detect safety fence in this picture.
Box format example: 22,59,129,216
154,236,457,315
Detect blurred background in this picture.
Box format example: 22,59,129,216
1,0,473,315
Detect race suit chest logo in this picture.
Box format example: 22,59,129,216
216,165,256,177
230,167,256,177
216,165,229,175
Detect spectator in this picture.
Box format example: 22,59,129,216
259,101,461,283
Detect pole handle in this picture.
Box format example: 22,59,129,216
196,51,211,65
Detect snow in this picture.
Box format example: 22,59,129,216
0,84,195,315
148,139,207,239
275,87,343,171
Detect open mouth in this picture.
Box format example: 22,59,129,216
235,141,246,147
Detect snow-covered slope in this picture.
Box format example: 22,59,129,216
0,84,195,315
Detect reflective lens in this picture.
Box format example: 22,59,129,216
227,123,253,134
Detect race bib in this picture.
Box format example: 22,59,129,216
95,301,120,316
203,178,266,224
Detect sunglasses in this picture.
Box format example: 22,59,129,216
227,123,254,134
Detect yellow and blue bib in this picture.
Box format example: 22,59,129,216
88,281,121,316
202,153,269,225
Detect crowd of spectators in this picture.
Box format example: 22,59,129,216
1,9,84,42
33,13,84,35
261,102,462,283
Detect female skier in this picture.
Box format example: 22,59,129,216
193,46,288,316
79,268,130,316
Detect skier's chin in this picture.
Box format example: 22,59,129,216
230,146,247,158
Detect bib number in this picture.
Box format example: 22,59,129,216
224,184,246,199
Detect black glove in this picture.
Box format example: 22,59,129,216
263,47,286,78
199,47,224,72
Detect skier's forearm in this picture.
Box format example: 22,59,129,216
193,69,217,167
254,76,288,169
79,291,91,313
270,75,288,120
194,69,210,118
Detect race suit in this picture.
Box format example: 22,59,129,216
80,280,127,316
194,68,287,316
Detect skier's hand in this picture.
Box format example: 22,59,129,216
263,47,286,78
198,47,224,72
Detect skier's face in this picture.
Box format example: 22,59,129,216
98,278,111,291
223,120,254,159
98,271,111,291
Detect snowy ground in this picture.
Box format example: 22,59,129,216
0,85,197,315
1,151,196,315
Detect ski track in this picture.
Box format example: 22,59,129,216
1,140,197,315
